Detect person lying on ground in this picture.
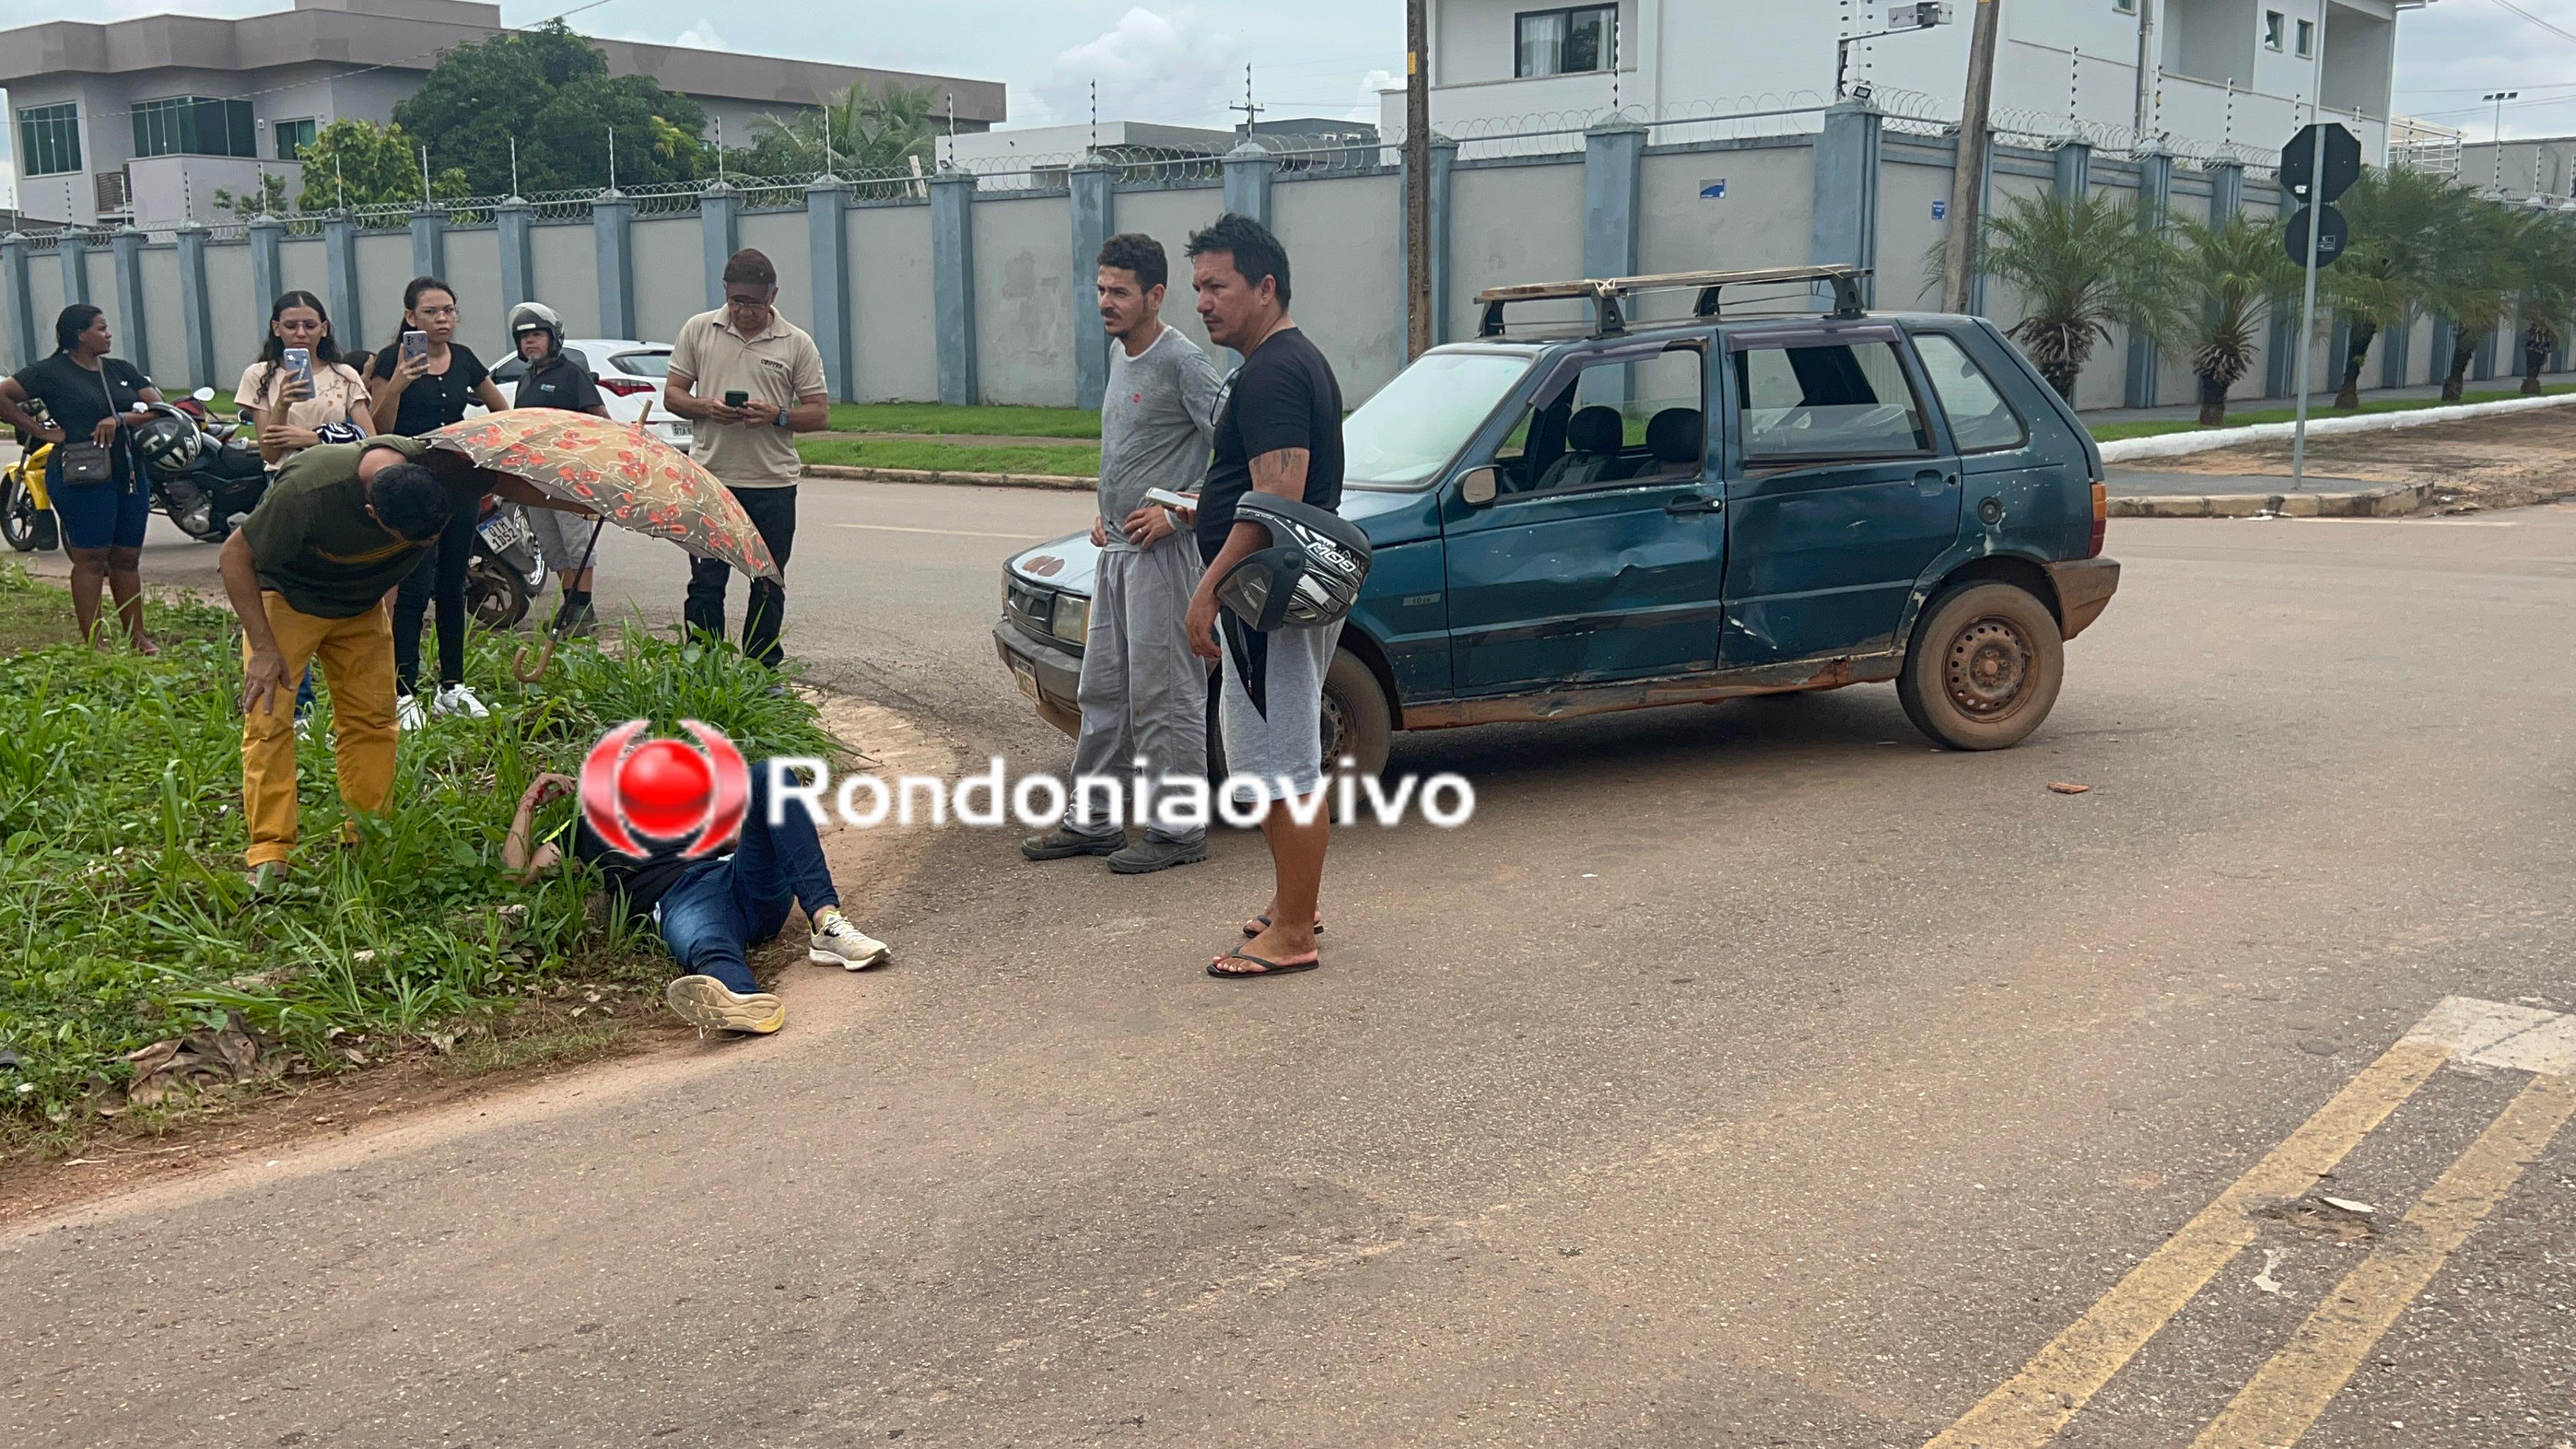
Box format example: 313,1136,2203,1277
501,763,891,1036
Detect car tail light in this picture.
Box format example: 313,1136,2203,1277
597,376,655,397
2088,479,2108,558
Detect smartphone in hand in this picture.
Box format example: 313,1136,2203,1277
400,330,429,367
282,347,312,395
723,390,750,408
1142,487,1198,512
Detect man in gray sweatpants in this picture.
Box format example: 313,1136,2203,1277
1022,232,1226,873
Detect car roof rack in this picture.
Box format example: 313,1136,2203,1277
1473,264,1870,339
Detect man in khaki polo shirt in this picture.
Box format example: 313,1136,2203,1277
661,247,829,668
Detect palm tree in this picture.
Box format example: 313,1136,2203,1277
1949,190,2179,402
2167,213,2297,426
747,83,939,176
2507,209,2576,393
2428,200,2522,402
2323,167,2460,409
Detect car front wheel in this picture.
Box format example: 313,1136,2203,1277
1896,581,2064,750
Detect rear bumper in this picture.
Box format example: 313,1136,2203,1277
2046,557,2120,640
992,618,1085,738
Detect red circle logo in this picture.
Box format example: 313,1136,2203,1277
617,739,714,838
580,720,749,859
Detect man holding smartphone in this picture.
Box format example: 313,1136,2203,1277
660,249,828,669
1020,233,1225,873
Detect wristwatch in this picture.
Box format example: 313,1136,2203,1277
771,408,788,428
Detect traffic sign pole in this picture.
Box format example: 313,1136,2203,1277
2290,13,2329,494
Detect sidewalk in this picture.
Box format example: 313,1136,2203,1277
2076,370,2576,427
2105,467,2427,517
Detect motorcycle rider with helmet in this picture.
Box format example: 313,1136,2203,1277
505,301,613,636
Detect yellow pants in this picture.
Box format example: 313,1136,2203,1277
242,592,397,868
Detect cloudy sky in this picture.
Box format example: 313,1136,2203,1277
7,0,2576,204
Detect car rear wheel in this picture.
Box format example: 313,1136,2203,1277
1896,581,2063,751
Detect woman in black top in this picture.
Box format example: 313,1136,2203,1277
0,304,165,651
363,276,509,724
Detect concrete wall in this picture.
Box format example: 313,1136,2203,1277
971,192,1076,407
16,113,2533,418
850,202,936,402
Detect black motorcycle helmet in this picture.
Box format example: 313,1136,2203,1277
130,403,203,477
1213,493,1372,632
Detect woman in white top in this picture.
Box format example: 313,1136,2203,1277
236,291,374,467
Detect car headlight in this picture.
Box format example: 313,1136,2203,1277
1050,594,1090,646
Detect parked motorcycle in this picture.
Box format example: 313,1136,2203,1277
3,397,59,552
465,495,548,630
132,392,270,543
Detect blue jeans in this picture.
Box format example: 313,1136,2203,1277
654,765,839,995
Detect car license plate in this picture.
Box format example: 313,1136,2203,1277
478,512,532,553
1011,659,1040,703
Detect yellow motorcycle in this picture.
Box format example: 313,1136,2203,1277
4,400,60,553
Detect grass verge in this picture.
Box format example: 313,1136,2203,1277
801,437,1100,477
2087,384,2576,443
0,561,836,1152
823,402,1101,439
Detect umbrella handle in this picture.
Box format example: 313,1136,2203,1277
512,636,558,683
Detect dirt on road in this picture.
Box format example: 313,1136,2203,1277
2143,405,2576,511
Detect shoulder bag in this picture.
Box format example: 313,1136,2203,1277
50,362,125,487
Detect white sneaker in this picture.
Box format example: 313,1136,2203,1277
808,913,891,970
395,693,426,731
432,683,490,719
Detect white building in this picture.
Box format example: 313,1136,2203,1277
1386,1,2438,163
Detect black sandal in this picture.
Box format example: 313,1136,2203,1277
1242,914,1325,939
1208,949,1322,980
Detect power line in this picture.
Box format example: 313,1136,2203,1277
2485,0,2576,49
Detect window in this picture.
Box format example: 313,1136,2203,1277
2113,0,2136,12
1732,340,1931,460
1910,333,2027,453
2264,10,2286,50
1344,351,1533,486
1516,5,1617,78
275,118,316,161
2295,18,2314,57
1491,345,1703,495
132,96,257,159
15,103,82,177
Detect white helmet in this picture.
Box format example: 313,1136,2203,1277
507,302,564,343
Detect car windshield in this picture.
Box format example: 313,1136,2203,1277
1341,351,1533,487
611,351,671,378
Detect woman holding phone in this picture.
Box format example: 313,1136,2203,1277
0,304,164,652
364,275,508,727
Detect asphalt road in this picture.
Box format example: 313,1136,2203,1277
7,490,2575,1448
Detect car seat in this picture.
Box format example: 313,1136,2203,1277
1639,408,1704,479
1534,405,1627,490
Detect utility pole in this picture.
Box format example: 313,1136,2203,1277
1939,0,2002,314
1406,0,1432,359
2132,0,2158,140
2289,7,2331,492
2485,90,2518,193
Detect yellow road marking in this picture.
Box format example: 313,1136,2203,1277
832,523,1049,540
1921,1041,2452,1449
2190,1070,2576,1449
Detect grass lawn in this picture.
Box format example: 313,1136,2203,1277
824,402,1101,439
0,562,836,1149
2086,384,2575,443
802,436,1100,477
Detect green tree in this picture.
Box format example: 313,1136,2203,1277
2506,209,2576,393
728,83,938,178
2322,167,2459,409
294,120,470,212
211,171,291,220
2426,199,2522,402
391,18,711,194
2166,212,2298,427
1936,190,2178,402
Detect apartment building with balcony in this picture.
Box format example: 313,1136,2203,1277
0,0,1004,231
1388,1,2435,162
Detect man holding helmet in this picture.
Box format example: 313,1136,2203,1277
1181,214,1360,981
506,302,611,636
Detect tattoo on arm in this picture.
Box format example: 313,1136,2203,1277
1247,447,1310,501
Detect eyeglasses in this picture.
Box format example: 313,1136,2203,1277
724,294,771,309
413,304,459,320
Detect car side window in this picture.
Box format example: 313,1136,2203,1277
1912,332,2027,453
1491,345,1705,498
1733,340,1932,463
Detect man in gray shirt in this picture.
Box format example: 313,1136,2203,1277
1022,233,1226,872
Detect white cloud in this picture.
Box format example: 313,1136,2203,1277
1022,6,1240,132
1347,67,1400,124
670,21,727,50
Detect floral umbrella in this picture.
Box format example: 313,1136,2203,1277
425,411,779,678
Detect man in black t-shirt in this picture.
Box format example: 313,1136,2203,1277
1180,213,1347,982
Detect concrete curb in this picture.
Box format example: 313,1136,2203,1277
2097,391,2576,463
804,463,1091,492
2108,482,2433,519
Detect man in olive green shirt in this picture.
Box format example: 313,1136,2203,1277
661,247,829,668
218,438,574,886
